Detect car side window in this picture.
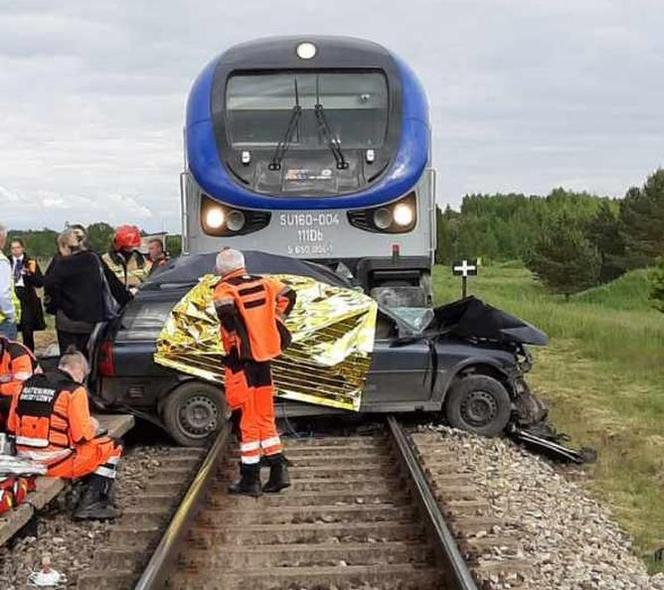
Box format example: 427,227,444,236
375,311,397,340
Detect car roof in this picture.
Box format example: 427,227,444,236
142,250,351,291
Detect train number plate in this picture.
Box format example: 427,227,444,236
280,212,340,256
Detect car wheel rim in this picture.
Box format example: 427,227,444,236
460,390,498,427
178,395,218,438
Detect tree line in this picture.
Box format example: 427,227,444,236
436,169,664,308
6,222,182,258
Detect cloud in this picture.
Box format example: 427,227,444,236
0,185,153,230
1,0,664,231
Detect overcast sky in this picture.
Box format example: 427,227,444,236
1,0,663,232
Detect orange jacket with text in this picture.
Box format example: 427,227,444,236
0,338,39,400
8,370,96,456
212,269,295,362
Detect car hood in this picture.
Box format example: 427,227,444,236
427,296,548,346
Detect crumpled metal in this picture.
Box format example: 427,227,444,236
154,274,377,411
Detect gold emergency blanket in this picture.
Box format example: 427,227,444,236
154,274,377,411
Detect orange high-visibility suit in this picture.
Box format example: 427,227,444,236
7,370,121,479
213,269,295,466
0,337,39,427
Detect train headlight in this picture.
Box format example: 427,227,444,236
373,208,393,230
296,42,317,60
393,203,414,227
347,192,417,234
227,210,246,232
200,195,271,237
205,207,225,229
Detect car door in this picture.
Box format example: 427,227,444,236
361,334,436,411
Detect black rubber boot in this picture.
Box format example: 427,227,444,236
263,453,290,493
228,463,262,497
260,454,292,468
74,475,121,521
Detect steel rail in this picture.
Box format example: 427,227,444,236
387,416,478,590
133,423,231,590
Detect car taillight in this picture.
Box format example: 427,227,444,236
98,340,115,377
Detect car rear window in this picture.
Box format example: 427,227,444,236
116,299,176,342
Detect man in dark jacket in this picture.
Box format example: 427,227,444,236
9,239,46,352
44,230,130,354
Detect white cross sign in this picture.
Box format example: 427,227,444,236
452,259,478,277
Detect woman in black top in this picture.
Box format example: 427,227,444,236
9,238,46,352
44,230,130,354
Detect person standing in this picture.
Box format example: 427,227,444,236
42,224,88,316
0,225,19,340
44,229,130,354
10,239,46,352
147,238,170,276
213,248,296,497
102,225,151,289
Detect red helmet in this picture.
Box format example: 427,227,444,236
113,225,142,251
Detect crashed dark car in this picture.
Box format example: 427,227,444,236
89,252,549,447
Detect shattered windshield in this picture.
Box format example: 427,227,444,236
388,307,435,333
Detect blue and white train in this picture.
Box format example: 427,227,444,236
181,36,435,302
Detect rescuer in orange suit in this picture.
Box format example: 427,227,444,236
0,335,40,429
213,248,296,497
7,347,122,520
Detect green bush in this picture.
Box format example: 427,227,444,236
651,258,664,313
526,215,601,297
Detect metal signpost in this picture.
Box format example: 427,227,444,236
452,259,479,298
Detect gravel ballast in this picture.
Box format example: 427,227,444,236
414,425,663,590
1,427,662,589
0,445,177,589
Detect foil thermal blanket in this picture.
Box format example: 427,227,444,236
154,275,377,411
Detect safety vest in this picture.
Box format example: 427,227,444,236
213,271,293,363
0,252,20,324
102,250,152,288
12,371,78,451
0,339,38,398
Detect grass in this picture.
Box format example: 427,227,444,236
574,268,655,311
433,264,664,573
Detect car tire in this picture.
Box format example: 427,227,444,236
162,381,226,447
444,374,512,437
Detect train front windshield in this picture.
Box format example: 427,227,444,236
226,72,388,149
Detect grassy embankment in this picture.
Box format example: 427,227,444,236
433,263,664,573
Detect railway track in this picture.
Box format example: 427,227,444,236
411,431,531,589
132,417,477,590
75,446,207,590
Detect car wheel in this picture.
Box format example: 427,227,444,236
444,374,512,437
162,382,226,447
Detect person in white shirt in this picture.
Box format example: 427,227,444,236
0,225,17,340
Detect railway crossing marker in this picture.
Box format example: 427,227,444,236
452,259,479,298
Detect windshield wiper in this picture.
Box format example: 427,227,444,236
269,78,302,171
314,103,349,170
268,104,302,171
